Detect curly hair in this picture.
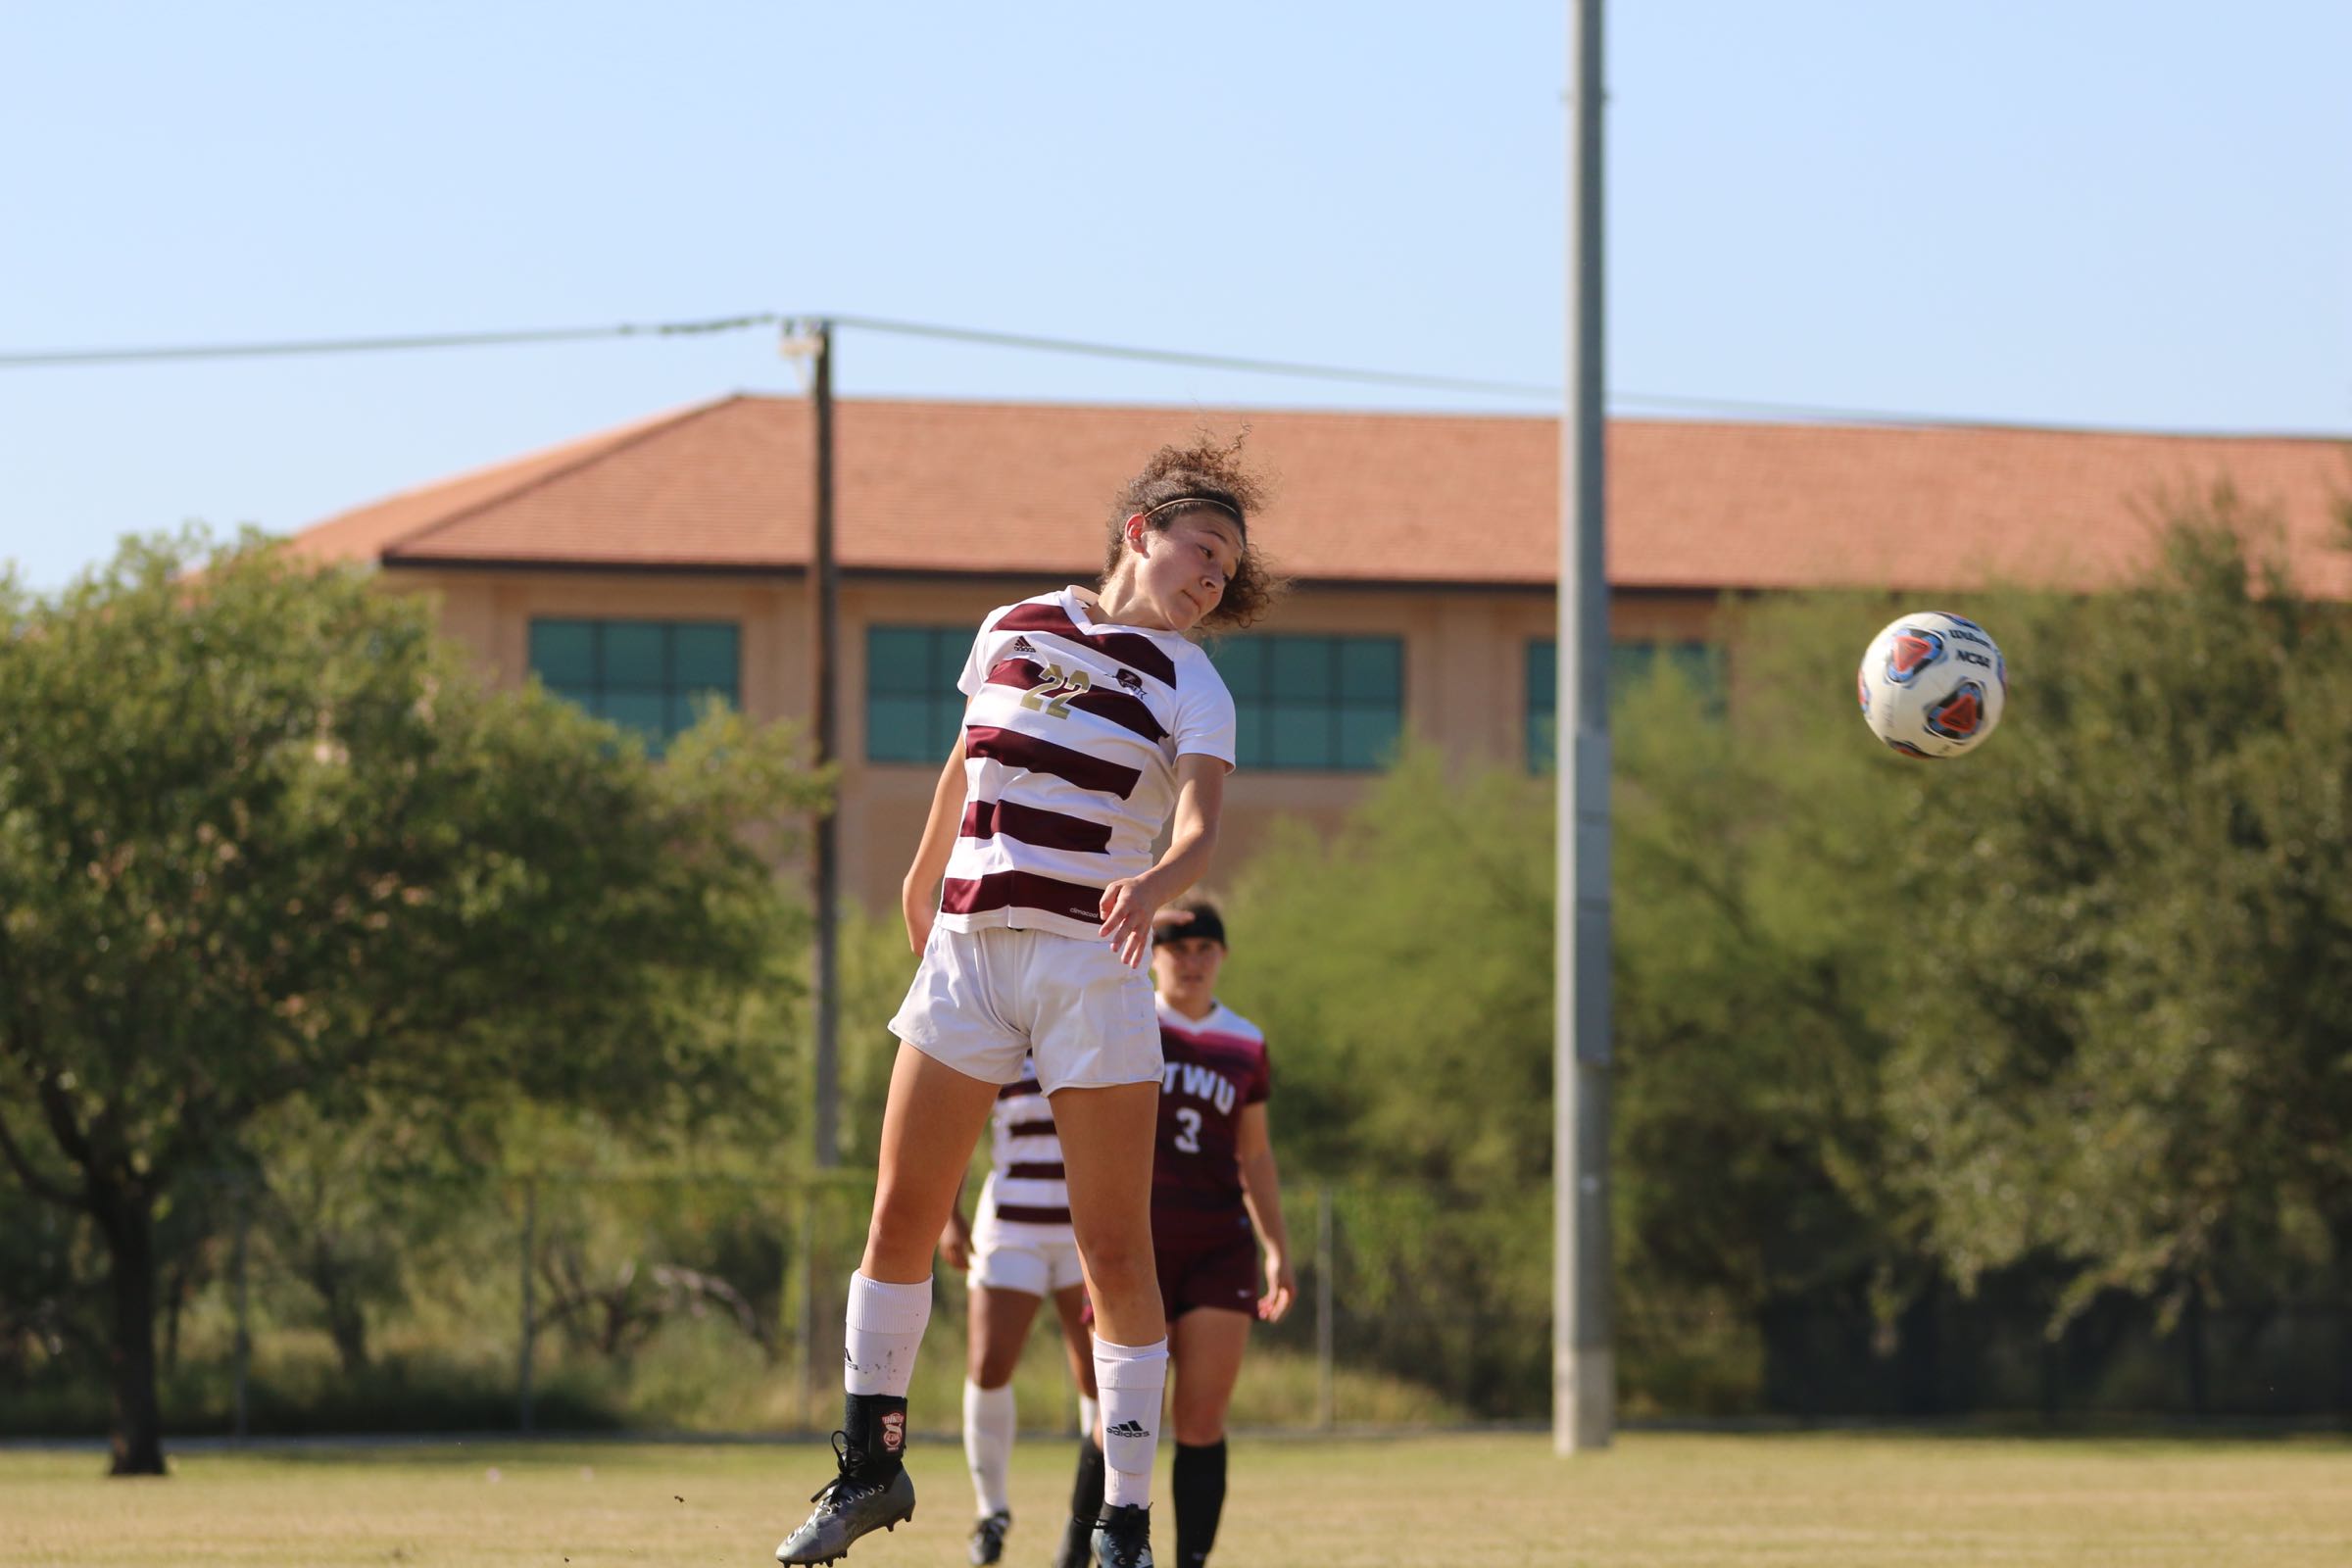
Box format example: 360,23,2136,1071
1101,432,1288,630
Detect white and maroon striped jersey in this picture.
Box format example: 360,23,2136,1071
940,587,1237,942
978,1052,1070,1231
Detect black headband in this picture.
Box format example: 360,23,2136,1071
1154,905,1227,948
1142,494,1244,527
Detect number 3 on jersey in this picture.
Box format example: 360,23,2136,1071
1019,662,1092,719
1172,1106,1202,1154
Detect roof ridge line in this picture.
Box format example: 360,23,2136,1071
378,394,751,560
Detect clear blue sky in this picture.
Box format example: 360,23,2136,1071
3,1,2346,589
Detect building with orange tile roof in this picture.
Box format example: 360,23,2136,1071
292,394,2349,910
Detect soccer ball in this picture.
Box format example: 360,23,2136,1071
1856,612,2007,759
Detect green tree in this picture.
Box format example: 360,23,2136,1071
0,531,819,1472
1611,602,1935,1336
1881,501,2352,1324
0,1180,101,1386
1216,750,1555,1411
240,1097,492,1377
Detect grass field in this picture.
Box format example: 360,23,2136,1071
9,1430,2352,1567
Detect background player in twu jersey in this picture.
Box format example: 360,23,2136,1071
1052,901,1296,1568
774,440,1284,1568
937,1052,1095,1566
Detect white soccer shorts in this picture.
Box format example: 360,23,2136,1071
891,924,1161,1092
969,1208,1086,1298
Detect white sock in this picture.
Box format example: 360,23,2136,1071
963,1379,1016,1517
1092,1337,1167,1509
1078,1393,1102,1443
844,1273,931,1397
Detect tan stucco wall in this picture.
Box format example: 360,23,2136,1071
385,567,1717,915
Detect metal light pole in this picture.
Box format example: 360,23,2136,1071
1555,0,1616,1454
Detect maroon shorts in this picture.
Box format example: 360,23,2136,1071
1153,1212,1260,1322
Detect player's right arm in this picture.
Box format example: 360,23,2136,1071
1099,753,1226,967
901,731,969,954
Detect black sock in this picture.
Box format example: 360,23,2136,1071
1172,1440,1227,1568
1069,1434,1106,1526
842,1392,907,1472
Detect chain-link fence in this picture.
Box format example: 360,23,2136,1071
1755,1289,2352,1421
7,1171,2349,1438
5,1172,1538,1440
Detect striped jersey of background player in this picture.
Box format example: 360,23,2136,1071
1054,901,1294,1568
772,437,1284,1568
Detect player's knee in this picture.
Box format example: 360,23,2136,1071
1076,1232,1154,1294
1172,1411,1227,1446
862,1209,937,1278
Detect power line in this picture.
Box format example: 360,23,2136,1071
799,316,2032,426
0,309,2313,435
813,313,1561,399
0,308,1559,400
1605,390,2030,427
0,313,783,368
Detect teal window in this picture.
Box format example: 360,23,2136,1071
528,618,739,751
1527,640,1558,776
1207,634,1404,772
1528,638,1721,771
866,625,972,763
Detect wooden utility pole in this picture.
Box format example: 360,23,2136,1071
808,318,841,1171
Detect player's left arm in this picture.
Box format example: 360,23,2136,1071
1236,1102,1297,1323
938,1172,972,1273
1099,753,1226,967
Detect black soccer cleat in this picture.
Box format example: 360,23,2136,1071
1050,1512,1097,1568
773,1432,916,1565
967,1508,1010,1566
1090,1504,1152,1568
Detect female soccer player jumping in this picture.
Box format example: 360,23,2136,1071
774,441,1279,1568
1049,901,1295,1568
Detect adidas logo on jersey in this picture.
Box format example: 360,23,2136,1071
1010,636,1037,656
1105,1419,1151,1439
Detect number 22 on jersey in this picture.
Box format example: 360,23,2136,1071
1018,662,1092,719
